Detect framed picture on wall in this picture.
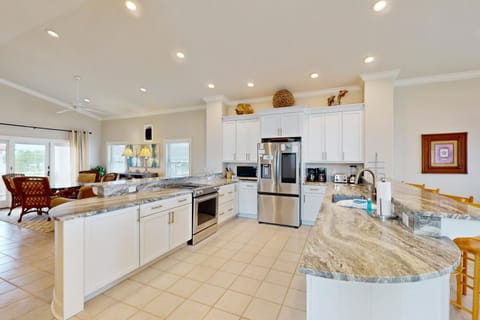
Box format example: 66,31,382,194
421,132,467,174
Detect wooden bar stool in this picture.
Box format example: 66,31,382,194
451,237,480,319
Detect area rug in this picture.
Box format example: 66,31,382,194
0,209,54,233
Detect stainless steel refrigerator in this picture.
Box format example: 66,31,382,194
257,138,301,227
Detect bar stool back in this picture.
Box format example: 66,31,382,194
451,237,480,320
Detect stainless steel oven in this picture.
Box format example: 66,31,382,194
192,191,218,244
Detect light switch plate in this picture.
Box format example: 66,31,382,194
128,186,136,193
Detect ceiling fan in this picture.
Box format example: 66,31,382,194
57,75,105,115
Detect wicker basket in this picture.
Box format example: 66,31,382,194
272,89,295,108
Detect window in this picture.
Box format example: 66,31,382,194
165,140,191,177
107,144,127,173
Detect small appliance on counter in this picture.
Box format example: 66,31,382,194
317,168,327,182
334,174,348,184
348,165,358,184
306,168,317,182
306,168,327,182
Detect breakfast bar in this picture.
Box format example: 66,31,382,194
299,182,480,320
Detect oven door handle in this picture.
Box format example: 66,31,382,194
193,192,218,203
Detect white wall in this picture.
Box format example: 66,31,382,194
394,78,480,199
101,110,206,176
0,83,102,166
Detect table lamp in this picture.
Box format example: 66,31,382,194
139,146,152,172
122,145,134,172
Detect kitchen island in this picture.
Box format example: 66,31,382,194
50,177,237,320
298,182,480,320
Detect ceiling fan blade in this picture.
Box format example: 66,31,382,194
56,109,72,114
83,106,106,114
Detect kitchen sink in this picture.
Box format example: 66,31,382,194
331,194,366,203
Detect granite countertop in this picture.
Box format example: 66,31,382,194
299,183,461,283
51,178,238,221
392,181,480,220
50,189,192,221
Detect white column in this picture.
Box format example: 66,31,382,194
203,95,226,173
360,70,399,179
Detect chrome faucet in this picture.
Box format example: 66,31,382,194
355,168,376,200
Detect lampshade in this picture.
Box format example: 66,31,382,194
122,146,134,158
139,146,151,158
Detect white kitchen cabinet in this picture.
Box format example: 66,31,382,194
170,203,193,249
139,210,170,266
218,183,237,224
308,112,342,161
222,121,236,161
342,110,363,162
222,117,260,162
302,185,327,225
139,195,192,266
306,105,363,163
260,112,303,138
238,181,258,219
84,206,139,296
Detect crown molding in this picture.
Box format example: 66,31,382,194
103,105,206,121
0,78,102,121
202,95,227,104
226,85,362,107
395,70,480,87
360,69,400,82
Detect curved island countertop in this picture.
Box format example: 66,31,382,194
299,183,460,284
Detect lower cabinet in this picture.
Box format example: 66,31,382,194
84,206,140,296
238,181,258,219
302,185,327,225
218,183,238,224
140,196,192,266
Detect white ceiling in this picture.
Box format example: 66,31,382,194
1,0,479,120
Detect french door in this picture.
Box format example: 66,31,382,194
0,137,72,209
0,141,8,208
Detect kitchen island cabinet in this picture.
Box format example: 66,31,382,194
299,182,480,320
50,190,192,320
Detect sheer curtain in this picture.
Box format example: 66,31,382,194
69,130,90,180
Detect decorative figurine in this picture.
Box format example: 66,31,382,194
327,95,336,106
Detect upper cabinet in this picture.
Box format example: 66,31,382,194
306,105,364,163
260,111,304,138
222,116,260,163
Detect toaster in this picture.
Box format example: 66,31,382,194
334,174,348,184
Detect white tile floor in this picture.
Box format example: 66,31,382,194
0,213,474,319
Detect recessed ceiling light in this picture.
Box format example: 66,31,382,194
373,0,387,12
176,52,185,59
363,56,375,64
140,87,147,92
83,98,91,103
125,1,137,11
207,83,215,89
247,82,255,88
46,30,59,38
310,73,319,79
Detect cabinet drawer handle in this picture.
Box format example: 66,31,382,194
228,208,233,212
228,191,233,194
177,199,188,203
309,188,319,191
219,194,225,197
220,211,225,215
151,205,163,210
172,211,175,223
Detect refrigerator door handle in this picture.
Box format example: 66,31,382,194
275,150,280,192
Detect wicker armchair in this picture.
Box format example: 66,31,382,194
2,173,25,215
13,176,55,223
102,172,118,182
78,170,100,183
